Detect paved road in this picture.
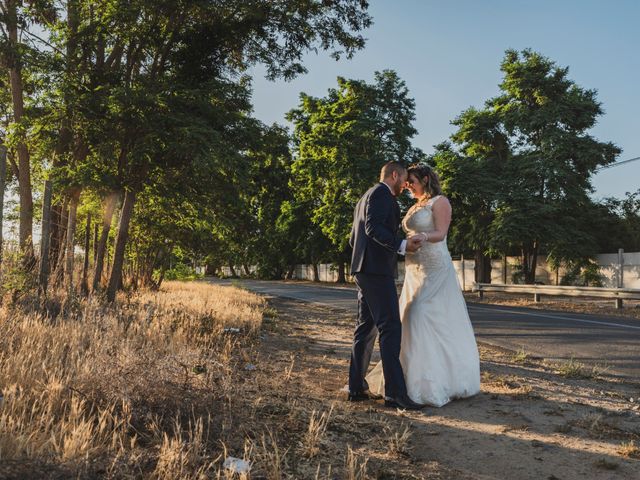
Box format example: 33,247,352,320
209,278,640,379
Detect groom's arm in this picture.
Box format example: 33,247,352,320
364,188,403,253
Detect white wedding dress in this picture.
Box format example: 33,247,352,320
366,196,480,407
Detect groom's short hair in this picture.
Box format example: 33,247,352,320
380,161,406,181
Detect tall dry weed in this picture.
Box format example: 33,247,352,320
0,280,265,478
302,404,334,457
345,445,368,480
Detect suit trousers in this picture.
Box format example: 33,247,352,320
348,273,407,399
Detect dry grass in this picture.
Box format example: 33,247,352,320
0,280,265,478
252,429,289,480
512,346,529,364
617,440,640,459
551,357,610,379
345,446,368,480
594,458,620,470
481,372,535,399
4,279,639,479
301,404,334,457
555,357,590,378
385,422,413,457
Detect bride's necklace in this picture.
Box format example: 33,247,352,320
412,194,431,210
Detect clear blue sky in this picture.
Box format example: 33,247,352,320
249,0,639,200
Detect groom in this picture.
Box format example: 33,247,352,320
348,161,424,410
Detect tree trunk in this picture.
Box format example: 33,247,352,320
81,213,91,295
107,190,136,302
0,145,6,273
502,255,507,284
49,204,64,268
6,1,33,260
64,191,81,293
243,264,251,276
155,266,166,290
228,262,237,277
53,202,69,286
285,264,295,280
522,241,539,284
93,192,119,291
50,3,78,268
93,222,99,261
312,263,320,282
529,240,539,284
144,247,163,288
474,250,492,284
336,263,346,283
38,180,53,294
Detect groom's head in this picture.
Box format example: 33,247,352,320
380,161,407,196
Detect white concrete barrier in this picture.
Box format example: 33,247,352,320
220,251,640,290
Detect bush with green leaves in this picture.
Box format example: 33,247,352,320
162,263,202,281
560,259,603,287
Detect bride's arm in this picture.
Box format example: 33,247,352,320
421,197,452,243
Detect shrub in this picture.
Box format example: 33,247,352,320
163,263,202,281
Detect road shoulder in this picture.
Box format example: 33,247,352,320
253,296,640,479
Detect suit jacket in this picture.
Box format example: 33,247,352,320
349,183,402,277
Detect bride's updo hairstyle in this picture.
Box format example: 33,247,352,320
407,163,442,197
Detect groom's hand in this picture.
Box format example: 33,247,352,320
405,235,424,252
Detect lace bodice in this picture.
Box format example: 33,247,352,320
403,196,450,269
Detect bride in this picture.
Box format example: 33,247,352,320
366,163,480,407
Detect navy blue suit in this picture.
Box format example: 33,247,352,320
348,183,408,399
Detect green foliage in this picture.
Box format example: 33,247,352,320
560,258,603,287
595,189,640,252
288,70,424,262
1,254,38,302
163,263,202,282
510,263,525,285
0,0,372,295
447,49,620,283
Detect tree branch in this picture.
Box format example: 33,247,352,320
21,28,64,55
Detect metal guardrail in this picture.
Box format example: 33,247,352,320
473,283,640,309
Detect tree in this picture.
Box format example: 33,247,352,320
96,0,372,300
432,140,503,283
288,70,423,281
236,124,298,279
0,0,56,261
595,190,640,252
448,49,620,283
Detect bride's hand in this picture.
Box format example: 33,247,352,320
406,235,424,252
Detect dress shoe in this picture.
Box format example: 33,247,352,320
347,390,383,402
384,395,425,410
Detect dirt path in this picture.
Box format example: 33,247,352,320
255,296,640,479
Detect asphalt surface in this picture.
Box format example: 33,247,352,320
208,278,640,379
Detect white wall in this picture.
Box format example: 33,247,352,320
220,251,640,290
596,251,640,289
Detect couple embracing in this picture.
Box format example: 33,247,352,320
348,161,480,410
